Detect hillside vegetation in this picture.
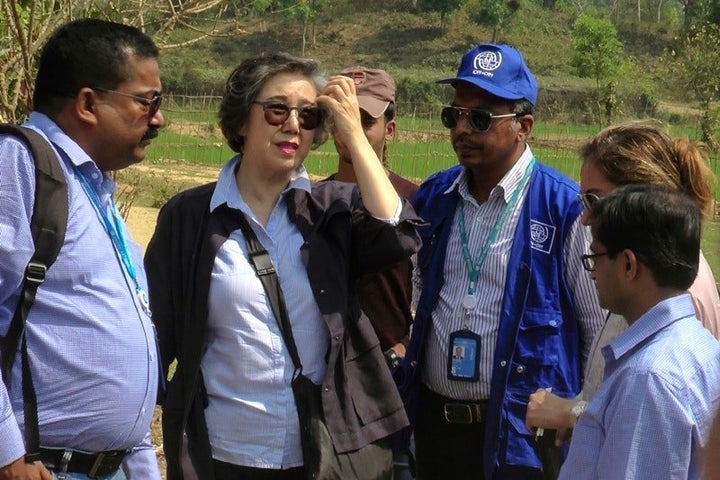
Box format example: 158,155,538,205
157,0,699,126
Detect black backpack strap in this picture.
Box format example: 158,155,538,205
0,125,68,462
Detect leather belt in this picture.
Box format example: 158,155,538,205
38,447,128,478
443,402,487,424
422,385,488,424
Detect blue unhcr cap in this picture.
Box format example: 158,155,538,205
437,43,538,106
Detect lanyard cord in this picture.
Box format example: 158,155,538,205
73,166,149,313
457,158,535,296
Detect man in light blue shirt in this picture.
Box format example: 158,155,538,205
559,184,720,480
0,19,164,479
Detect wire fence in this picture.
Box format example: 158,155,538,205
152,93,720,206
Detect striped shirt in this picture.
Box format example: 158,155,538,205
418,147,603,400
559,294,720,480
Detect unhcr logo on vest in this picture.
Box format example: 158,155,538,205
472,50,502,78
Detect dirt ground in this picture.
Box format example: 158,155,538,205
126,205,160,250
123,161,221,249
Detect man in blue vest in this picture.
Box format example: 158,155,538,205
398,43,606,479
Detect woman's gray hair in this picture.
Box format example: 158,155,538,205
219,52,329,152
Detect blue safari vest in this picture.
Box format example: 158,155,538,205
400,161,586,478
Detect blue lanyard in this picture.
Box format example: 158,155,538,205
74,166,151,316
458,159,535,297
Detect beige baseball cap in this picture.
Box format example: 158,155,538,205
339,66,395,118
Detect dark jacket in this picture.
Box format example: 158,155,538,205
324,171,419,351
145,180,421,480
400,163,587,478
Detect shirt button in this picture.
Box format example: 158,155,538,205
334,335,340,341
410,360,417,368
324,386,330,392
549,320,558,327
516,366,525,374
320,289,325,294
500,360,507,367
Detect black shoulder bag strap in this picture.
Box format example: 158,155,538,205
232,209,304,374
0,125,68,462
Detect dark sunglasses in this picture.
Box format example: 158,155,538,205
577,192,601,211
252,100,324,130
92,87,162,124
440,106,518,132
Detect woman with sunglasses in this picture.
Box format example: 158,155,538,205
526,120,720,445
144,52,421,480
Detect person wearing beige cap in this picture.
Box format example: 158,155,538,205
326,66,418,365
325,66,420,480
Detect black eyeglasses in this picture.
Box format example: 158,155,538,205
581,252,609,272
93,87,162,123
252,100,324,130
578,192,601,211
440,106,518,132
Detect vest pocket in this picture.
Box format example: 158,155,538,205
515,309,562,365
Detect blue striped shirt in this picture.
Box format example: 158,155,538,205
559,293,720,480
202,156,329,468
0,113,159,476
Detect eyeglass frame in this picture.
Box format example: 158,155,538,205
92,87,162,125
252,100,324,130
581,252,610,272
578,192,601,211
440,105,519,132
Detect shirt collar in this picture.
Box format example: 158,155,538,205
209,155,312,213
26,112,96,170
26,112,114,196
602,293,697,364
445,145,535,205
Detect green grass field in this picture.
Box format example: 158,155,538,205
145,105,720,280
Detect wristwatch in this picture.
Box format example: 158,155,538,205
570,400,588,427
383,348,401,370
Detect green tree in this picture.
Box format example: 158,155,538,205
0,0,252,122
669,23,720,148
417,0,463,33
571,14,624,126
283,0,329,56
467,0,519,42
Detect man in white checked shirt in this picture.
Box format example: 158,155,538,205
397,43,605,480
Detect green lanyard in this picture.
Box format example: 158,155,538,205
457,158,535,311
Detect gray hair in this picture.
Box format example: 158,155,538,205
219,52,329,152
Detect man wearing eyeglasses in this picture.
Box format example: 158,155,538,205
398,43,605,479
0,19,163,479
558,184,720,480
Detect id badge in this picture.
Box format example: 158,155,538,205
447,330,480,381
